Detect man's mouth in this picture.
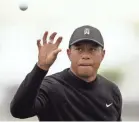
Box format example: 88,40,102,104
79,64,92,66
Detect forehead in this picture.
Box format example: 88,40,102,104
73,40,100,47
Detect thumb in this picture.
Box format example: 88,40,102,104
52,48,62,56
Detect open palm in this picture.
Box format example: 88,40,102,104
37,31,63,70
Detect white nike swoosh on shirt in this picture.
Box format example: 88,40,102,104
106,103,113,107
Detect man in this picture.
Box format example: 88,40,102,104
10,25,122,121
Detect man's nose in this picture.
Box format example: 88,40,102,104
81,52,90,60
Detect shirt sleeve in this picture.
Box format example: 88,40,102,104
10,64,50,118
112,85,122,121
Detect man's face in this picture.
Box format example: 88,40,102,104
67,41,105,78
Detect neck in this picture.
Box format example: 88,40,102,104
70,67,97,82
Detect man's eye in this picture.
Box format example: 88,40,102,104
76,48,82,51
90,48,97,51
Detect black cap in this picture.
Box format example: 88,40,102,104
69,25,104,47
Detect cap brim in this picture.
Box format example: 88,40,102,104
70,38,104,47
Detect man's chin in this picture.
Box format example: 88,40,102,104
77,71,93,78
78,74,90,78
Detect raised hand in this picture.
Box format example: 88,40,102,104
37,31,63,70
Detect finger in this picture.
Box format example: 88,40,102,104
49,32,57,43
55,36,63,47
37,39,41,50
43,31,48,45
52,48,62,56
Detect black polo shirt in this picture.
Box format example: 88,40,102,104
10,64,122,121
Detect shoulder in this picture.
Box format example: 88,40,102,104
40,68,68,89
45,68,68,82
97,74,122,100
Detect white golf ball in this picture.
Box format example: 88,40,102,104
19,4,28,11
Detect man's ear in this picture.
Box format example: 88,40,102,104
67,48,71,61
101,49,105,61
